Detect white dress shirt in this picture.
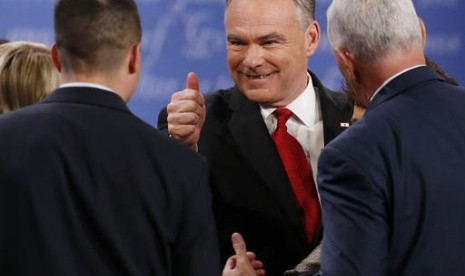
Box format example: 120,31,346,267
260,74,324,183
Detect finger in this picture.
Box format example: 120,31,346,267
186,72,199,91
167,100,204,115
168,112,202,126
246,251,256,261
169,90,205,107
231,232,248,258
167,124,196,139
250,260,264,270
256,268,266,276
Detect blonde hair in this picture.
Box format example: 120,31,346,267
0,41,59,114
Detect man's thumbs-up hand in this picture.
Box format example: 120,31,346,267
166,72,206,150
222,232,266,276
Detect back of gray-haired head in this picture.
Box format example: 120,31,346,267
225,0,316,30
327,0,423,65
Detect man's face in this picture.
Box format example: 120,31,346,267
225,0,319,107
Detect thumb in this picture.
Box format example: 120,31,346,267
231,232,248,259
186,72,200,91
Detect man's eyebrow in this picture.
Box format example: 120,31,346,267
226,32,286,42
258,32,286,41
226,34,242,41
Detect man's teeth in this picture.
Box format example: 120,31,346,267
249,73,271,79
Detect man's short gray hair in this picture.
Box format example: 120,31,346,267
225,0,316,31
327,0,423,65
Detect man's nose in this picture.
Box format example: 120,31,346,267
242,44,264,68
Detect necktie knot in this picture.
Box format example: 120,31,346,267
274,108,293,130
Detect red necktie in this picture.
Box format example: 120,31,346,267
272,108,321,244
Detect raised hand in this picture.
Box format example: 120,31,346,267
166,72,206,150
222,232,266,276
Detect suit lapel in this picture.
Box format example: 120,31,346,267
227,89,307,240
310,71,353,144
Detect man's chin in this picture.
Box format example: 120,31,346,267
240,88,275,104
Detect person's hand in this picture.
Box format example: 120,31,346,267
166,72,206,150
222,232,266,276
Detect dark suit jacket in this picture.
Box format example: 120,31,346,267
0,87,220,276
158,71,353,276
318,66,465,275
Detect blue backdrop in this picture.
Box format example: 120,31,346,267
1,0,463,127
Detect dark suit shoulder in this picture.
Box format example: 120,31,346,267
204,87,236,107
309,70,352,112
323,86,352,109
203,87,248,124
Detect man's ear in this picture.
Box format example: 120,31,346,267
334,47,356,81
51,43,62,73
305,20,321,57
418,18,427,49
128,42,141,75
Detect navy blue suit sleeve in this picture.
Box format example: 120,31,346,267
317,145,389,276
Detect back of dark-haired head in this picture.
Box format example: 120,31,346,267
54,0,141,74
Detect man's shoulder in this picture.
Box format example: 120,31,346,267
204,86,256,115
204,86,238,104
309,70,352,110
0,103,50,131
317,84,349,108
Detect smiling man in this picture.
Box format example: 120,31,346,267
158,0,352,275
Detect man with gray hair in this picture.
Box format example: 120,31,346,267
158,0,353,275
317,0,465,275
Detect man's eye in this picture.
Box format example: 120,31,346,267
262,40,278,46
228,41,243,46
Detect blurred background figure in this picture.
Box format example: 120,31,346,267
0,41,59,114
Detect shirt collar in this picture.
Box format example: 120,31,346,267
59,82,117,94
260,73,316,127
